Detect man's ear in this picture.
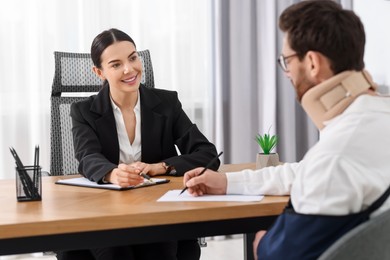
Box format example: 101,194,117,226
306,51,321,79
306,51,334,81
92,66,106,81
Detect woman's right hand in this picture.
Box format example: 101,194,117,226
106,163,144,187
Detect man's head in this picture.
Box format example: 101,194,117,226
278,0,366,101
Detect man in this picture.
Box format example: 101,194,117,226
183,1,390,259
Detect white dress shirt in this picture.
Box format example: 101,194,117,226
110,93,142,164
226,95,390,217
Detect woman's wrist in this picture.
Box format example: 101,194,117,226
160,162,176,175
151,162,169,175
161,162,168,174
102,172,112,183
152,162,167,175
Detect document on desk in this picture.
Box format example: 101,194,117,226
157,190,264,202
56,177,169,190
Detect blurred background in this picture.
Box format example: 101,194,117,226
0,0,389,180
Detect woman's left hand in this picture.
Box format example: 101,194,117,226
128,162,166,176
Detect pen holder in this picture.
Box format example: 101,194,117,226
15,165,42,202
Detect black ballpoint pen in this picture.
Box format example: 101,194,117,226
140,173,151,180
179,151,223,195
10,147,32,198
33,145,40,199
33,146,37,186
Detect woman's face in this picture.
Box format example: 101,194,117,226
94,41,143,94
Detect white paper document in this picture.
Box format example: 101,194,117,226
157,190,264,202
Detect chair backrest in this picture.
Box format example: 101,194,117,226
318,208,390,260
50,50,154,176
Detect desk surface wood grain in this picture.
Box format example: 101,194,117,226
0,163,288,239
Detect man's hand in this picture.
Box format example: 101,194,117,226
183,167,228,196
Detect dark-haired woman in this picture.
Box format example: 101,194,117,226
57,28,219,260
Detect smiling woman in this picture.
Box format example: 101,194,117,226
0,0,213,180
61,27,220,260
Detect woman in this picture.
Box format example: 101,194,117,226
59,28,220,260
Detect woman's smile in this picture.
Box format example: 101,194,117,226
122,74,138,85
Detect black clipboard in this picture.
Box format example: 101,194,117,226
55,177,170,190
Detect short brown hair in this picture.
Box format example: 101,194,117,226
279,0,365,74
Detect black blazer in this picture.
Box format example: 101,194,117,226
70,85,220,182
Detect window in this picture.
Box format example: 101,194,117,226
0,0,213,179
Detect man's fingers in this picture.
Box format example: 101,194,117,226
184,167,205,180
186,173,206,188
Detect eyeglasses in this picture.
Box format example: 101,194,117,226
277,53,298,72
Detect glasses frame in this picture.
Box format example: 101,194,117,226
277,53,298,72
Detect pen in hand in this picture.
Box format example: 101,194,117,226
179,151,223,195
139,173,155,184
140,173,151,180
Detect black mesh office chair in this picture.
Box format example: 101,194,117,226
49,50,154,176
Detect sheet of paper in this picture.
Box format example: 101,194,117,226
56,177,168,190
157,190,264,202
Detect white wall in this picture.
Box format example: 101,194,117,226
354,0,390,93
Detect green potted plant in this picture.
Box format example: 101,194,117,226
255,128,279,169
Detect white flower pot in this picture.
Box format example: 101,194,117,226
256,153,280,169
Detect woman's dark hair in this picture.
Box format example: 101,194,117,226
279,0,365,74
91,28,136,69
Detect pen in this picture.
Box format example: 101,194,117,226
33,145,40,198
10,147,33,198
33,145,38,186
140,173,151,180
179,151,223,195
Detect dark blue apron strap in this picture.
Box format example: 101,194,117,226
365,185,390,214
257,185,390,260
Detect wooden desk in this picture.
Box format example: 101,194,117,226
0,163,288,259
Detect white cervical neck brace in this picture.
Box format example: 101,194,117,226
301,70,377,130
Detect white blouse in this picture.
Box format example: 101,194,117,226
110,93,142,164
